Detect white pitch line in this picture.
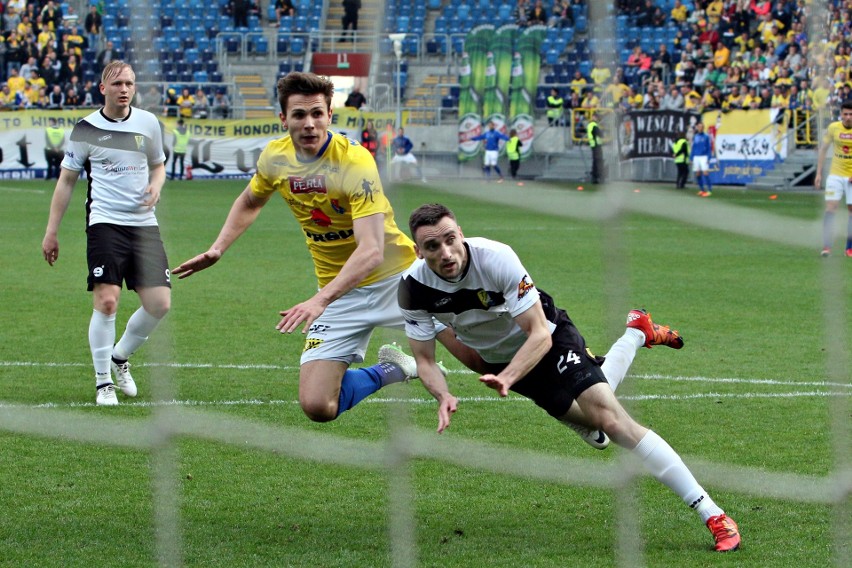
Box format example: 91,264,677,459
0,185,46,194
2,361,849,389
0,391,848,410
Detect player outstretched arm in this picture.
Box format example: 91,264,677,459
409,337,458,433
478,301,552,397
276,212,385,334
172,185,270,278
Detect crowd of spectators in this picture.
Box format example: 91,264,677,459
0,0,242,115
0,0,108,110
541,0,849,126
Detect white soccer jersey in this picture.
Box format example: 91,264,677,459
62,107,166,227
398,237,554,363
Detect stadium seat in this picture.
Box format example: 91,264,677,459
545,48,559,66
277,34,289,53
254,36,269,55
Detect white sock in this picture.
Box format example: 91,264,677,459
89,310,116,385
113,308,162,361
601,329,644,391
632,430,724,522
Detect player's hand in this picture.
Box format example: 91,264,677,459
276,296,326,334
143,183,161,209
436,394,458,434
814,173,821,189
172,249,222,278
479,374,510,397
42,234,59,266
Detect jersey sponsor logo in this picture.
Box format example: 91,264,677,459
310,208,332,227
98,134,113,142
404,318,420,327
517,274,534,299
839,133,852,140
303,338,324,351
289,174,328,194
330,199,346,214
304,228,354,242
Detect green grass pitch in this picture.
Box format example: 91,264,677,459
0,177,848,567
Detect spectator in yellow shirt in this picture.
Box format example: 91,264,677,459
6,67,26,96
27,70,47,92
0,84,15,109
590,60,611,91
724,85,745,110
713,43,730,69
705,0,724,26
177,88,196,118
682,85,702,109
670,0,688,24
742,87,762,110
570,70,587,96
770,85,790,110
812,78,830,110
580,88,600,109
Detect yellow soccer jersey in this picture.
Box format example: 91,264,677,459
250,131,415,288
824,121,852,177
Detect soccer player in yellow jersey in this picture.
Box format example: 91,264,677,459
814,100,852,257
173,72,475,421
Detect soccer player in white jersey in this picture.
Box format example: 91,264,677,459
814,99,852,257
396,203,741,553
42,61,170,406
173,72,477,422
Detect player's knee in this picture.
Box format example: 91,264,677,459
300,399,337,422
147,299,171,319
95,296,119,315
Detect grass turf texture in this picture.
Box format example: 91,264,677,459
0,178,848,567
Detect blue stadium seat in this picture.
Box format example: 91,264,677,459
545,48,559,66
277,34,289,53
253,36,269,55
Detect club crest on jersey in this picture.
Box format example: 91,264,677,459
135,135,145,150
517,274,534,299
330,199,345,214
477,289,497,308
290,174,328,194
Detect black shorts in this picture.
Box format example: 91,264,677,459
86,223,171,291
488,291,607,419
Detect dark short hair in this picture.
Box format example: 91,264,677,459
409,203,456,240
842,99,852,111
276,72,334,114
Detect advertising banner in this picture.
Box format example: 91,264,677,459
703,109,787,185
0,110,397,179
614,109,788,185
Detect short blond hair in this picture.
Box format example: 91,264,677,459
101,61,134,86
